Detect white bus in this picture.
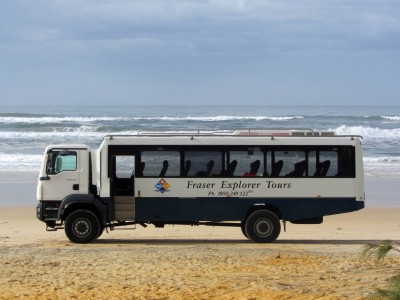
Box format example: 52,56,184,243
36,129,365,243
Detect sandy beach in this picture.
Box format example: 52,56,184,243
1,176,400,299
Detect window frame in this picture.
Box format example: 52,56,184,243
109,144,356,179
46,150,77,175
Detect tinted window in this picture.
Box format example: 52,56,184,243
229,149,263,176
275,150,306,177
319,151,338,177
115,156,135,179
185,151,222,176
46,151,77,174
141,151,180,177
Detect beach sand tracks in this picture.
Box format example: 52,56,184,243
1,242,399,300
1,205,400,299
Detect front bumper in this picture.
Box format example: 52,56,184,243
36,201,61,222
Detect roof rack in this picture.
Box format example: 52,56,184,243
136,130,234,136
103,129,362,139
232,129,336,137
136,129,336,137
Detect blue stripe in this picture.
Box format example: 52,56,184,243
134,197,364,222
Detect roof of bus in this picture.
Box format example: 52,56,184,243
100,132,362,147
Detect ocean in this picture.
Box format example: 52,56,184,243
1,105,400,179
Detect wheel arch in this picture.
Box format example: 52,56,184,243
245,203,282,220
59,194,106,225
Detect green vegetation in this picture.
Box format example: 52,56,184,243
361,241,400,299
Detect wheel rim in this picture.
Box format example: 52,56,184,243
254,218,273,237
73,218,91,237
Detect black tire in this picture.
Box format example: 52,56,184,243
65,210,100,243
240,221,248,239
97,226,105,238
245,210,281,243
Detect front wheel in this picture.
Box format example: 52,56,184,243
65,210,100,243
245,210,281,243
240,221,248,239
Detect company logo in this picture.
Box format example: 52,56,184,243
155,178,170,194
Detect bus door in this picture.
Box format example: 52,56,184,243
112,155,136,221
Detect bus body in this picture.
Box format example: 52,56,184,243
36,130,365,243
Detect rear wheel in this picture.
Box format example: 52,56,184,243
245,210,281,243
65,210,100,243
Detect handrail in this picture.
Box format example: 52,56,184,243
102,130,363,140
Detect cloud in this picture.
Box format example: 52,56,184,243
3,0,400,49
1,0,400,105
3,0,400,54
2,0,400,65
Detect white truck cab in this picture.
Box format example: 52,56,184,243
37,145,91,202
36,145,101,235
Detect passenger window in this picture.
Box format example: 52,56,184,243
265,151,272,176
46,151,77,175
140,151,180,177
319,151,337,177
229,149,263,177
115,156,135,179
185,151,222,176
308,151,317,176
275,151,306,177
337,147,355,177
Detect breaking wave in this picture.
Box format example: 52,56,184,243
332,125,400,138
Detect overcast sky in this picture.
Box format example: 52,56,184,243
1,0,399,106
